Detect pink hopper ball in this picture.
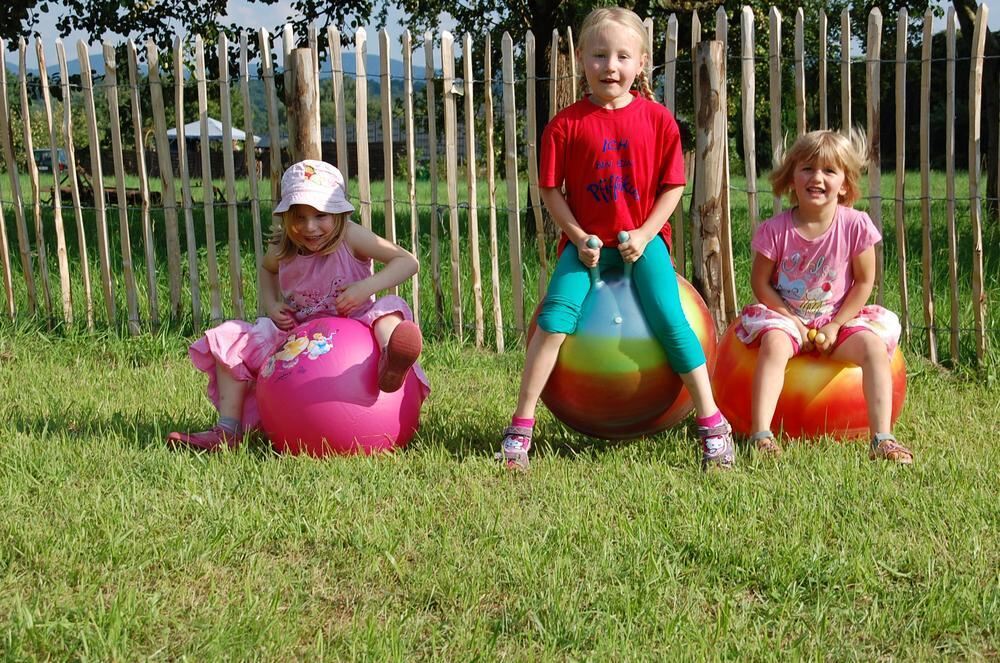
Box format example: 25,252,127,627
256,316,425,456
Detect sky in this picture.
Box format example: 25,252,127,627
11,0,1000,68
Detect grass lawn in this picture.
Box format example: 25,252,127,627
1,321,999,659
1,169,999,658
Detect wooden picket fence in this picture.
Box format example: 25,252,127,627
0,5,993,365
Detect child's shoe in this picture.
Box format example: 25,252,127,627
166,426,242,452
750,430,783,457
698,419,736,470
377,321,423,392
495,425,532,471
869,433,913,464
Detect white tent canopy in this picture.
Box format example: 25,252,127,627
167,117,260,145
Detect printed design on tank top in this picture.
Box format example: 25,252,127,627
774,252,839,320
286,275,348,321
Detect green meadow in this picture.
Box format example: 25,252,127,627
1,170,998,659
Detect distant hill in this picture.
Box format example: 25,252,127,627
6,52,426,80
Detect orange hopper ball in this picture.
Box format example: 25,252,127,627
711,323,906,439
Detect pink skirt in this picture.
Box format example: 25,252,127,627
735,303,901,356
189,295,430,430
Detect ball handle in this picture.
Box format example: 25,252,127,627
586,235,604,288
617,231,633,279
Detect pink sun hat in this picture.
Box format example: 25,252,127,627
272,160,355,215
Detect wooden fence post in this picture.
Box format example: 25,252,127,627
944,11,960,363
740,6,760,233
866,9,884,302
289,48,322,161
484,33,506,352
894,10,911,346
502,32,524,336
36,38,74,325
441,31,463,336
919,11,939,364
380,29,398,297
20,39,54,319
104,41,142,334
355,29,372,230
126,40,160,327
147,39,182,322
692,41,728,335
0,38,37,316
968,5,988,363
402,29,420,326
218,35,245,320
769,8,783,215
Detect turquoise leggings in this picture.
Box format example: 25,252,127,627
536,236,706,374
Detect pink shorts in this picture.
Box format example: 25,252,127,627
735,303,901,356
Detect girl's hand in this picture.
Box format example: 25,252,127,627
618,230,649,263
266,301,296,331
814,322,841,353
577,235,601,268
797,321,815,352
334,282,372,317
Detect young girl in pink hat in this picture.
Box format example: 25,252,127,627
167,160,428,451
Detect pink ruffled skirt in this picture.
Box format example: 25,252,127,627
188,295,430,429
735,303,901,356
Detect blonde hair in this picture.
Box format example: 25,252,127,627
770,129,868,206
576,7,655,101
269,208,350,260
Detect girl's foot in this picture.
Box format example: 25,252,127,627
166,426,242,452
869,433,913,464
377,321,423,393
495,425,532,471
698,420,736,470
750,430,783,456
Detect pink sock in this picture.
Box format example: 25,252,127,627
511,416,535,429
696,410,724,427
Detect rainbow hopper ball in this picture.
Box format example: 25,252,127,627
530,232,718,440
256,316,426,456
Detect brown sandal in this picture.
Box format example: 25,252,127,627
869,433,913,464
750,430,783,457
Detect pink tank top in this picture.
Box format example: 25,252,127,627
278,241,375,322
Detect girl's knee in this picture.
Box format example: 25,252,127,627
759,330,794,357
537,297,582,335
836,330,888,369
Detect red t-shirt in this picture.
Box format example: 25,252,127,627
539,93,686,254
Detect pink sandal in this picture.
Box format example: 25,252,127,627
377,321,423,393
698,420,736,470
495,425,532,471
166,426,242,452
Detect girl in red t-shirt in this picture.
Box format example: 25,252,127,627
497,7,735,471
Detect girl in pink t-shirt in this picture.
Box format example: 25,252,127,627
167,160,428,451
736,130,911,463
